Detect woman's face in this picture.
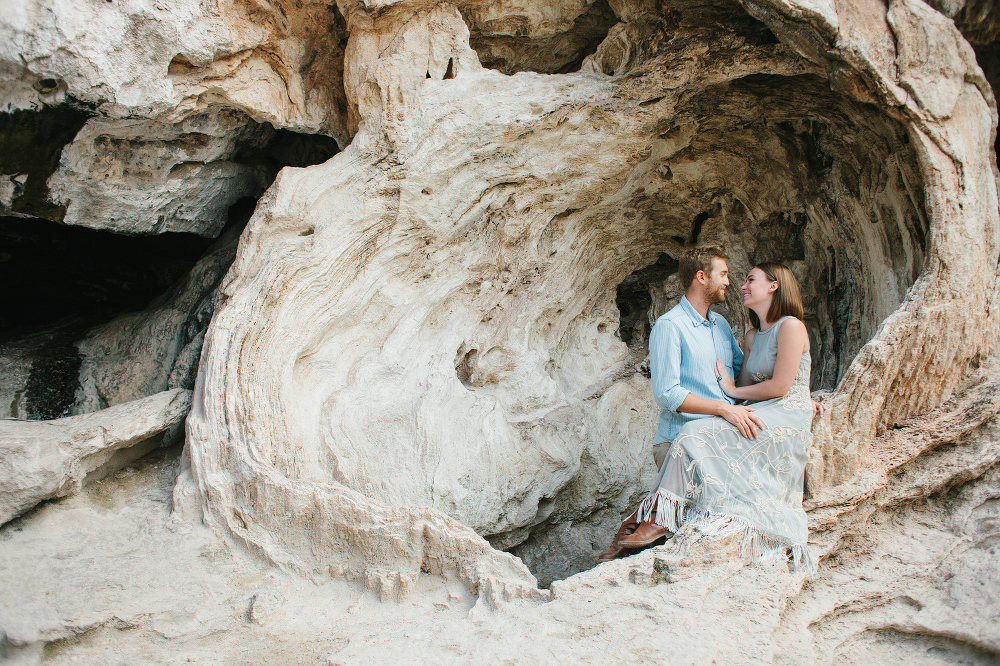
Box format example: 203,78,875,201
741,267,778,311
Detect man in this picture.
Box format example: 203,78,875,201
600,245,763,560
650,245,764,465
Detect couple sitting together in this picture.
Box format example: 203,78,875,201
601,245,820,574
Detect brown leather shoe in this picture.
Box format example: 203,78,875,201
619,520,669,548
598,511,640,561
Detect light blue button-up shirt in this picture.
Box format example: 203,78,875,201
650,296,744,444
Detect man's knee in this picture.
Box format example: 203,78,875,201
652,443,669,469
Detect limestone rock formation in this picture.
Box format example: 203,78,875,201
1,0,347,236
181,0,999,593
0,388,190,525
1,0,999,660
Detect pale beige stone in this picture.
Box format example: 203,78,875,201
0,388,191,525
1,0,999,660
184,0,999,601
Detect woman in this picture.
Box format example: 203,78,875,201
605,262,818,574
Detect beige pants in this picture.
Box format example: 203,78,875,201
652,442,670,470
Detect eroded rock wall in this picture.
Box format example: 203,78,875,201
178,0,1000,594
1,0,998,657
2,0,348,235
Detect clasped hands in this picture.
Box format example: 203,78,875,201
713,358,826,440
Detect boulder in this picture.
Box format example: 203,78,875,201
0,388,191,525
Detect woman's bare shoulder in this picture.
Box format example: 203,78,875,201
777,317,809,351
778,317,807,334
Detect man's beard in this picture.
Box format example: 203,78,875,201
712,285,728,303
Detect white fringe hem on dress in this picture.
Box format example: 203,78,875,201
636,488,817,578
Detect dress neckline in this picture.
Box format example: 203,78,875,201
757,315,790,334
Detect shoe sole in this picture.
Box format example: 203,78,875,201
619,534,668,548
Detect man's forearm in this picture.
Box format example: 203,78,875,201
676,393,726,416
677,392,765,439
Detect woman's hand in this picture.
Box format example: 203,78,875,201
714,359,737,397
811,399,825,417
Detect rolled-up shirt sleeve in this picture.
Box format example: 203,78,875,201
650,319,689,411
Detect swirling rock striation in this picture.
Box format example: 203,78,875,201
181,0,999,596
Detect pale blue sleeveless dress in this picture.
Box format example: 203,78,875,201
637,316,815,574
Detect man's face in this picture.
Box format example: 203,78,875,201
703,258,730,303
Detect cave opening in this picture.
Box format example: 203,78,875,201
510,70,930,588
0,105,343,420
466,0,618,75
0,216,219,340
609,74,929,394
0,101,95,222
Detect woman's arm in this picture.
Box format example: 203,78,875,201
717,318,808,401
735,329,755,387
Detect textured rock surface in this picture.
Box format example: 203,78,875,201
1,0,999,661
182,0,999,592
0,388,190,525
1,0,347,235
1,420,998,662
0,216,240,423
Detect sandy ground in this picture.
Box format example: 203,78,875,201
0,444,811,665
7,440,996,666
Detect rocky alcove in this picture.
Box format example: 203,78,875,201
2,0,999,661
0,113,341,422
505,62,932,584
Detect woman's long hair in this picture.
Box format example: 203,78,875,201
747,262,805,329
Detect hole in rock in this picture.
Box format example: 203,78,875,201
250,127,341,170
689,209,711,244
0,216,217,338
33,78,60,94
0,102,95,222
167,54,199,75
1,110,342,420
0,199,255,420
0,216,220,419
615,253,679,355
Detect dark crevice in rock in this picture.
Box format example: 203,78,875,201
243,126,341,171
689,209,711,244
971,41,1000,155
23,324,85,420
950,0,1000,46
0,101,95,222
0,216,216,338
615,252,679,356
0,119,338,337
0,114,341,419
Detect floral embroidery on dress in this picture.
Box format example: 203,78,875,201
637,344,817,577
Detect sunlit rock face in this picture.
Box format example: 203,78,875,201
1,0,348,236
179,0,999,595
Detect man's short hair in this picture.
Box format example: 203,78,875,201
679,245,728,290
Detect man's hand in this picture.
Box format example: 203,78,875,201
717,403,765,439
811,399,825,417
